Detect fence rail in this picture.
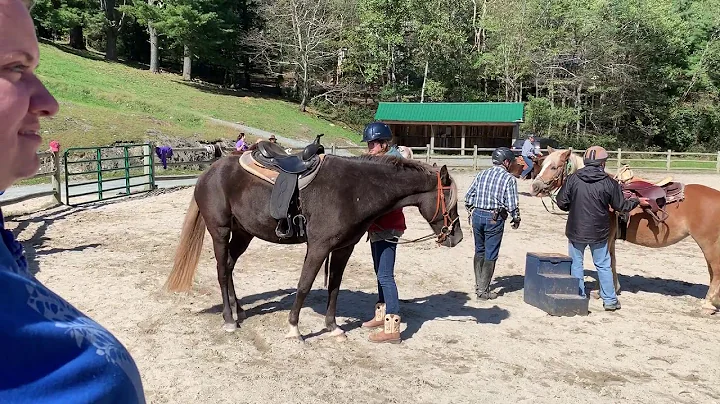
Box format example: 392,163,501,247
3,143,720,208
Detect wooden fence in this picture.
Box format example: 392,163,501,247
3,144,719,208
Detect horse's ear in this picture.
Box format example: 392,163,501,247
440,165,450,185
561,149,572,161
547,146,555,154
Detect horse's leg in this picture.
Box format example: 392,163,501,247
286,246,330,341
226,223,253,323
699,246,720,315
324,244,355,342
207,224,237,332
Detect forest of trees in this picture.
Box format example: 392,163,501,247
31,0,720,151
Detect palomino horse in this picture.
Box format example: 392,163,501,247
530,147,720,315
165,150,464,341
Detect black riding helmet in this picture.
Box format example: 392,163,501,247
491,147,514,165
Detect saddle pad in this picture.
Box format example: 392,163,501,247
238,151,325,190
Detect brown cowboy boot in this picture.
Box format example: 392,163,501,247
369,314,401,344
361,303,385,328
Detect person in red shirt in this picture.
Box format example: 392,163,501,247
359,122,406,344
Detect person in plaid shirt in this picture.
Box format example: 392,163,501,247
464,147,521,300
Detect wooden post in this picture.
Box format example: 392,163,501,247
425,144,431,164
460,126,466,156
666,149,671,171
616,148,622,169
331,143,336,155
51,151,62,204
473,144,478,171
430,126,435,155
716,151,720,173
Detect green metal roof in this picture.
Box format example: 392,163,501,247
374,102,524,123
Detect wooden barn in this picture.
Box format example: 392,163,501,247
374,102,524,154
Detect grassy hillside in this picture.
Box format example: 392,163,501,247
35,42,360,149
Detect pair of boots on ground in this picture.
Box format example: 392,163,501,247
361,304,401,344
474,255,498,300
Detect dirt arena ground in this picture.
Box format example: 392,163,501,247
4,168,720,403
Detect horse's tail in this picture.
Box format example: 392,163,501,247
165,195,206,292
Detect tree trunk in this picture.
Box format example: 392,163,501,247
182,45,192,81
69,25,85,50
243,54,251,89
105,31,118,61
149,23,158,73
420,60,429,102
299,59,308,112
103,0,118,61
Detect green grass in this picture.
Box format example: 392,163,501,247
35,42,360,150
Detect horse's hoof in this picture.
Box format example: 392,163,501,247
285,325,304,342
223,322,238,332
328,327,347,342
590,290,600,300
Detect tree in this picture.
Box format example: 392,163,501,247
250,0,343,111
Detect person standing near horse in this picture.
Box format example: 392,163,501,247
520,134,542,180
554,145,649,311
359,121,406,344
464,147,521,300
0,0,145,401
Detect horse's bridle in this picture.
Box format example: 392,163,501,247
429,171,458,244
536,156,573,195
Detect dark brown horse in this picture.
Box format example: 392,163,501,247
531,147,720,315
165,151,464,341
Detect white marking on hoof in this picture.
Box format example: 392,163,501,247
223,322,238,332
285,325,304,341
701,302,718,315
328,327,347,342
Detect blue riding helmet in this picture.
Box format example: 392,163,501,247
362,122,393,142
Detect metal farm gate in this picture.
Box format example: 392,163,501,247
63,144,156,206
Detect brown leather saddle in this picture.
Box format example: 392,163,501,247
614,165,685,224
239,134,326,239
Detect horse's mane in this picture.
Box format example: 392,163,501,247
347,154,458,209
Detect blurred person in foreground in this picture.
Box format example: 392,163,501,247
0,0,145,402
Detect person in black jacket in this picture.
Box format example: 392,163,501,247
555,146,649,311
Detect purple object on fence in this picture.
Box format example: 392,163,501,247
155,146,173,169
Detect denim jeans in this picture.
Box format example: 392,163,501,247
568,240,618,305
370,238,400,315
521,156,533,178
471,209,506,261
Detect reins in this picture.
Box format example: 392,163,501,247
371,171,458,246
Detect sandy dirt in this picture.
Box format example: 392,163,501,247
3,168,720,404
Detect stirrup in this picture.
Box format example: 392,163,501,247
275,219,293,238
293,214,307,238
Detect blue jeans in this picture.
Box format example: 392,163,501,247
521,156,533,178
370,239,400,315
471,209,506,261
568,241,618,305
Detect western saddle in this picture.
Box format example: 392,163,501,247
239,134,326,239
613,165,685,224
